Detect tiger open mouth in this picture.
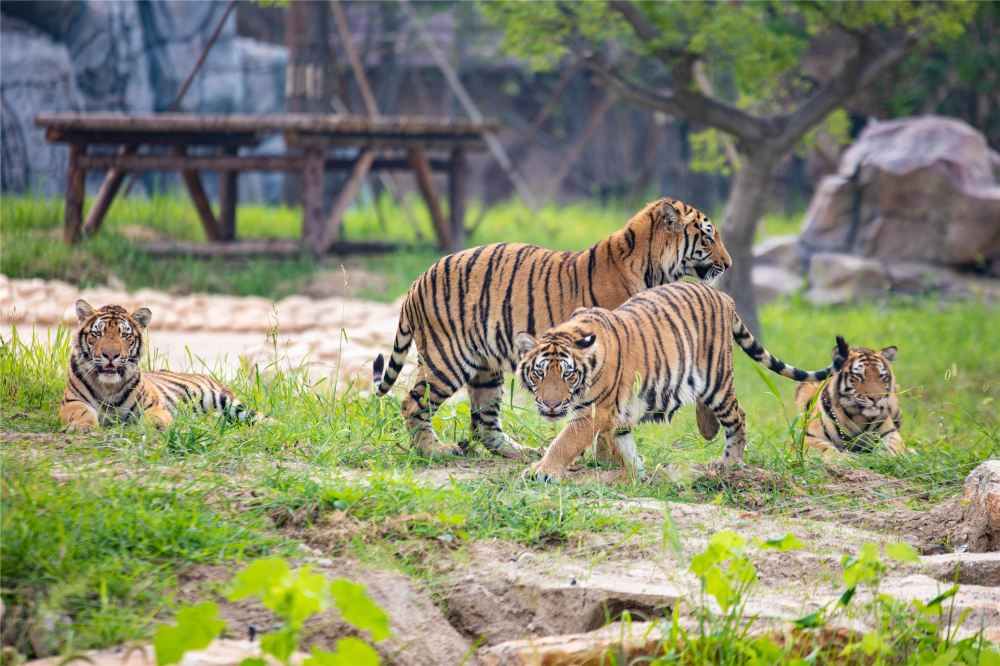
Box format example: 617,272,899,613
98,365,123,374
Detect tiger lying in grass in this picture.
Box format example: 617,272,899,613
515,282,848,482
60,300,260,429
795,342,906,455
373,197,732,460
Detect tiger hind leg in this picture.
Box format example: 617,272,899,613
707,384,747,466
468,369,540,461
401,368,464,457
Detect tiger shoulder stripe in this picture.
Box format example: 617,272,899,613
795,343,905,455
371,197,732,460
514,282,847,482
60,300,260,429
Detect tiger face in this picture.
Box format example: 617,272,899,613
73,300,152,384
515,317,603,422
835,345,898,418
635,199,732,284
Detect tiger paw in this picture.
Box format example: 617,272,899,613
522,462,563,483
413,431,464,457
484,435,542,461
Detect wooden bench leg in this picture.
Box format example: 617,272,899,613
64,143,85,244
448,148,467,252
407,148,451,251
302,148,325,256
84,145,136,236
172,145,220,241
319,148,374,254
218,147,238,242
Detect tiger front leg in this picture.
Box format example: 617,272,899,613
468,369,540,461
143,404,174,429
60,400,98,430
882,429,907,455
603,429,645,482
525,416,604,483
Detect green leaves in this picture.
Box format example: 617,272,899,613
303,639,381,666
330,579,391,642
757,533,804,552
884,542,921,564
154,602,226,666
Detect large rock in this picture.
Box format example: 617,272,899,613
801,116,1000,274
955,461,1000,553
805,253,1000,305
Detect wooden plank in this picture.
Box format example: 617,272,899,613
35,112,500,136
448,148,467,252
318,149,375,254
76,153,452,172
407,148,451,251
83,145,136,236
301,148,325,256
172,145,220,241
64,143,85,244
142,238,397,258
218,147,238,242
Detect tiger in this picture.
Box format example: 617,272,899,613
60,300,260,429
514,282,849,482
372,197,732,459
794,342,905,455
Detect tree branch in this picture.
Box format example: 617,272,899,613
604,0,768,142
776,30,914,150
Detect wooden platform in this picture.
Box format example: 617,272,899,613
35,113,498,255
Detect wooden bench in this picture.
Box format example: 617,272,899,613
35,113,497,255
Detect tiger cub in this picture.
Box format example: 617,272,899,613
795,342,905,455
60,300,259,429
372,197,732,460
515,282,848,482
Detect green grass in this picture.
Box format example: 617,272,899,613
2,194,997,660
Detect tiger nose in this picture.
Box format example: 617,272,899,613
102,352,120,362
541,400,561,410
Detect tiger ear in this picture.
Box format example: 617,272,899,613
515,332,538,357
659,201,683,233
131,308,153,329
879,346,898,362
75,299,95,322
575,334,596,349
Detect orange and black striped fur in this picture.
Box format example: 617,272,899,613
515,282,848,482
60,300,259,429
372,198,732,459
795,343,905,455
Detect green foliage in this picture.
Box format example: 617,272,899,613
154,602,225,666
154,559,388,666
227,559,387,665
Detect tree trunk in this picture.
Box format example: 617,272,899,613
717,150,779,340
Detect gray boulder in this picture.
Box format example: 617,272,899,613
801,116,1000,274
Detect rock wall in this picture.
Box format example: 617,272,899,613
0,1,286,201
754,116,1000,306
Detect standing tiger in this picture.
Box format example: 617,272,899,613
372,198,732,459
795,342,905,455
515,282,848,482
61,300,260,429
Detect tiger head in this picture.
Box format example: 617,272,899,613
832,343,898,418
72,300,152,383
515,310,607,422
625,198,732,285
